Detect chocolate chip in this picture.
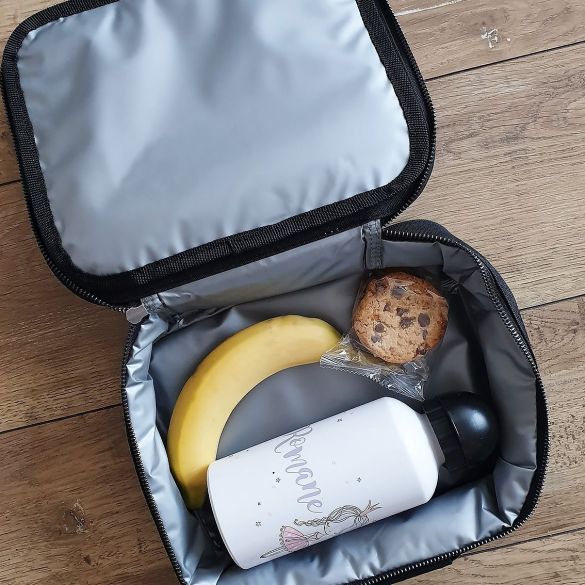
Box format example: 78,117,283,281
374,323,385,333
384,303,393,312
422,329,428,340
371,334,382,343
375,280,387,291
418,313,430,327
396,307,409,316
416,345,429,356
391,286,406,298
400,316,415,329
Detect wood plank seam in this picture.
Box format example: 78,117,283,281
520,292,585,313
393,0,468,18
0,178,19,188
0,403,118,439
423,37,585,83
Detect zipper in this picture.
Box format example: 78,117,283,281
353,228,550,585
125,303,150,324
32,232,128,313
359,555,455,584
120,325,188,585
377,0,437,223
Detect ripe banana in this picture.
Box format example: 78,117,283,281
167,315,340,509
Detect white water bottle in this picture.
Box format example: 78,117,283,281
207,393,497,570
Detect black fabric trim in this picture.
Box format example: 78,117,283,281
1,0,433,305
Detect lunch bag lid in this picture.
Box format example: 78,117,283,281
1,0,434,306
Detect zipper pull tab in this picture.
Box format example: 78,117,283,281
126,303,149,324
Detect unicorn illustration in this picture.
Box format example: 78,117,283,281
261,501,381,559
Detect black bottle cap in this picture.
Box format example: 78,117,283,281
423,392,499,473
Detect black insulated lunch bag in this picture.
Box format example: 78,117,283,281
2,0,547,583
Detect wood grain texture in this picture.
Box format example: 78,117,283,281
401,43,585,308
0,0,57,184
0,1,583,582
0,183,128,433
410,530,585,584
390,0,585,79
0,407,176,585
0,296,583,584
0,108,17,184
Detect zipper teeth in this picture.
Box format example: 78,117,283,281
120,325,188,585
357,229,550,585
35,238,126,312
381,0,436,223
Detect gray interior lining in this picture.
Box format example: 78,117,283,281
16,0,410,275
124,233,538,585
153,225,370,315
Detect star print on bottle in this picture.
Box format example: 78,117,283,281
260,501,381,559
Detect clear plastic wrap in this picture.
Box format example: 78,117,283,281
321,337,429,401
321,271,449,403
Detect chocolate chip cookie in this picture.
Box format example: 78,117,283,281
353,271,448,363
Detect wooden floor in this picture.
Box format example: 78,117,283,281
0,0,584,583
